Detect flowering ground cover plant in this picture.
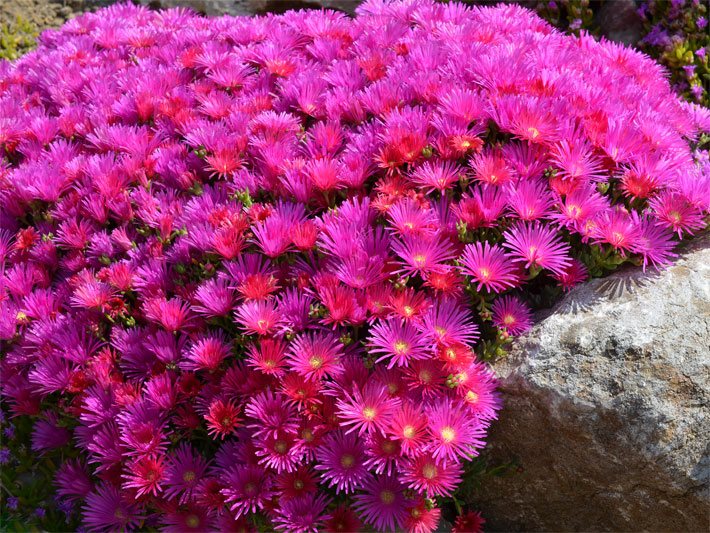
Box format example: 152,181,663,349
1,0,709,530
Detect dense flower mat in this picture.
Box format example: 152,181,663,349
0,0,708,530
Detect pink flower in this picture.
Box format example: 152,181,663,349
336,382,401,437
492,295,533,336
503,221,572,275
458,241,520,293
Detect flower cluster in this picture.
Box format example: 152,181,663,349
1,0,708,531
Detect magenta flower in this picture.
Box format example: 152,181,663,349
314,430,372,494
459,241,520,293
368,318,431,368
492,295,534,336
425,398,487,462
352,475,409,532
503,221,572,275
336,382,401,437
400,452,463,498
82,483,144,531
286,332,344,381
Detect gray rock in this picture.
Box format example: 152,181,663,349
475,235,710,531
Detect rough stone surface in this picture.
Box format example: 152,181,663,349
475,234,710,531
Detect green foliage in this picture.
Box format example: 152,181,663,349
0,404,80,532
0,17,38,61
636,0,709,106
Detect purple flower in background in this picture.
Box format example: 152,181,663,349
691,85,704,99
548,1,557,8
0,448,10,464
7,496,19,510
569,18,582,30
697,16,708,29
35,507,47,519
683,65,697,77
3,425,15,439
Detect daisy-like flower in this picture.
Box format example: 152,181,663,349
192,278,236,318
506,179,555,221
503,221,572,276
631,217,678,271
470,148,515,186
143,297,195,332
181,332,231,372
82,483,144,531
458,241,520,293
222,465,274,518
364,432,402,475
246,338,288,376
492,295,533,336
388,401,428,457
452,510,486,533
122,454,166,497
386,198,439,237
591,208,641,255
549,138,606,182
314,430,371,494
255,429,300,473
274,465,318,501
336,382,401,437
552,258,589,291
234,299,279,335
391,234,456,279
352,474,409,533
416,299,479,347
454,362,502,421
367,318,431,368
273,493,332,533
54,459,93,503
400,452,463,497
244,389,298,439
404,498,442,533
649,191,706,238
204,397,241,440
324,506,363,533
161,506,211,533
425,398,486,461
163,443,209,504
286,331,344,381
551,183,609,230
410,160,463,193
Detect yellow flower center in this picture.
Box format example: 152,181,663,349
413,254,427,266
422,463,437,479
393,340,409,354
183,470,196,483
441,426,456,443
186,515,200,528
362,407,377,421
341,454,355,468
403,425,416,439
309,356,323,369
466,390,479,404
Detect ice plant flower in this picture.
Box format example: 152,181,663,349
0,0,707,530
